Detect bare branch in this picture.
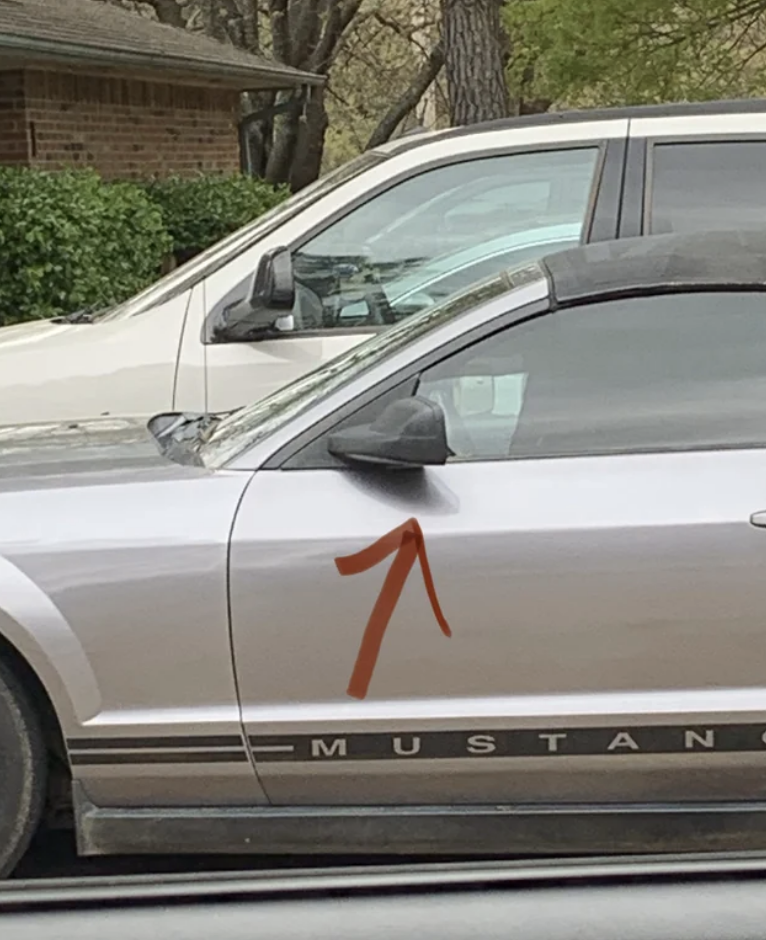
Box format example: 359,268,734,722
310,0,364,72
141,0,185,27
269,0,291,63
365,39,445,149
292,0,323,66
372,8,439,56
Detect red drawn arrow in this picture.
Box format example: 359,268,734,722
335,518,452,700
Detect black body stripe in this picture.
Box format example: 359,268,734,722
249,722,766,762
67,735,243,750
70,750,249,766
68,722,766,765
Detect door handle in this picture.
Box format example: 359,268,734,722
750,511,766,528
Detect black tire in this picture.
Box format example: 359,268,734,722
0,658,46,877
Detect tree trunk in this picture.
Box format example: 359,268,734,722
242,0,259,53
440,0,510,125
264,95,305,186
264,90,330,193
258,0,362,190
290,87,330,192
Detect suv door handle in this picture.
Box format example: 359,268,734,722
750,511,766,527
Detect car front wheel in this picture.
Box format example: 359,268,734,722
0,658,46,877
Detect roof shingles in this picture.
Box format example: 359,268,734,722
0,0,321,88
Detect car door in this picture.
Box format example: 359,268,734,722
202,131,626,414
229,286,766,810
624,111,766,238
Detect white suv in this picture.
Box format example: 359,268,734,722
2,97,766,425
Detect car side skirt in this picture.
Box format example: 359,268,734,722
72,783,766,858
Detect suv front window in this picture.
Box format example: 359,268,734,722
286,148,599,332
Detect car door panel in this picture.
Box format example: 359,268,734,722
204,333,370,415
229,448,766,807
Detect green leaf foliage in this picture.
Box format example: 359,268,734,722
504,0,766,109
0,167,171,325
142,173,289,262
0,169,290,326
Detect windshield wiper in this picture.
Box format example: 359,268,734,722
53,305,104,324
148,409,240,459
150,412,217,443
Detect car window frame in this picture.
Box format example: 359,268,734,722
271,286,766,470
202,139,619,346
642,133,766,237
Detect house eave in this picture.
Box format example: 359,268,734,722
0,33,325,91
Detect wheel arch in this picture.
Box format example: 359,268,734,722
0,630,67,761
0,553,101,734
0,629,74,831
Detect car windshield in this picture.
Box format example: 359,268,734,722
92,150,390,324
199,261,547,468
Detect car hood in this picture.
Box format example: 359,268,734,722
0,416,202,488
0,316,78,351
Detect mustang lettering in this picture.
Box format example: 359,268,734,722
248,724,766,762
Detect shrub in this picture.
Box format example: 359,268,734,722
0,168,171,325
143,173,290,264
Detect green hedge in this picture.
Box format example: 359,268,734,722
143,173,289,264
0,168,170,325
0,169,289,326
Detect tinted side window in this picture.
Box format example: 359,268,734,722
417,292,766,461
290,148,600,331
649,142,766,234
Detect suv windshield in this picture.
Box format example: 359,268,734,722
93,150,390,324
199,262,547,468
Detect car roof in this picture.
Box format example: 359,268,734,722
382,97,766,154
539,230,766,308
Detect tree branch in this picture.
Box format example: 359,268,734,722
365,39,445,150
310,0,364,73
291,0,323,67
373,9,440,56
141,0,185,28
269,0,291,63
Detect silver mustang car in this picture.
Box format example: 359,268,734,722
4,229,766,876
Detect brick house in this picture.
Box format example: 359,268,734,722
0,0,322,178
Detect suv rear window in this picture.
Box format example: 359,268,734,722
649,141,766,234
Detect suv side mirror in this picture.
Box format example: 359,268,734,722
251,246,295,310
328,396,450,469
217,247,296,340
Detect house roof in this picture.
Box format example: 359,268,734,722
0,0,323,90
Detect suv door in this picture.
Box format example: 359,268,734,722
203,131,627,414
229,287,766,809
624,111,766,236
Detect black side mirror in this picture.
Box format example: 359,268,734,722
251,246,295,310
218,247,295,340
328,396,450,469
